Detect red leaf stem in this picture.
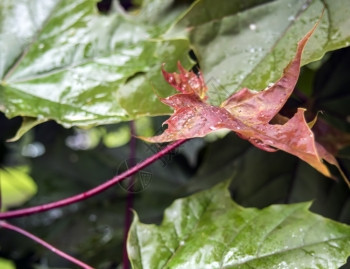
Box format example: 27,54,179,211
0,220,93,269
0,139,186,219
123,121,137,269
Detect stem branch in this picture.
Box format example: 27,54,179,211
123,121,137,269
0,221,93,269
0,139,186,219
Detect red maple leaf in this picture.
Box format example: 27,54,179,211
142,24,349,185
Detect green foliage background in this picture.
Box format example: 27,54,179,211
0,0,350,268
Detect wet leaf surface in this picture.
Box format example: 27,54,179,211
128,181,350,269
0,0,192,133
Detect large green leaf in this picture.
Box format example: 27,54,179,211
174,0,350,104
128,181,350,268
0,0,192,130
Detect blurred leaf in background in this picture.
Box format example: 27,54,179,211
0,258,15,269
0,166,37,211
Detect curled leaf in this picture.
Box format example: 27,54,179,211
142,24,349,184
161,62,208,100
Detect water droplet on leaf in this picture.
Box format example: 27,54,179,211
249,24,257,31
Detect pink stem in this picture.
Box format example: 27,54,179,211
0,139,186,219
0,220,93,269
123,121,136,269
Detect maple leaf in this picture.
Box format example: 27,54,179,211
142,24,349,185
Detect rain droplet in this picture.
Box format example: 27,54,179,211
249,48,255,53
209,126,217,130
38,43,45,49
331,31,341,40
329,241,341,249
288,15,295,21
249,24,257,31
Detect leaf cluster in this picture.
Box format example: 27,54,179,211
0,0,350,268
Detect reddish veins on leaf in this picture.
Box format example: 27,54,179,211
142,24,349,186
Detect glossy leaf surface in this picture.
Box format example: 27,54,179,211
0,0,192,131
128,182,350,268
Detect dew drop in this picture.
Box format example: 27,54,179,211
328,241,340,248
331,31,341,40
249,24,257,31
